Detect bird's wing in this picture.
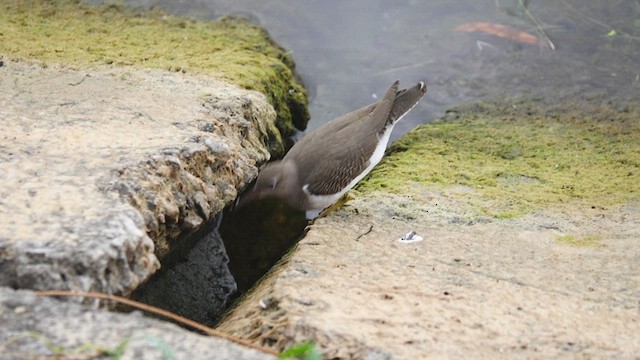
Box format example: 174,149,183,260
293,82,400,195
287,81,427,196
302,140,372,195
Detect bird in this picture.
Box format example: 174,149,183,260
243,80,427,219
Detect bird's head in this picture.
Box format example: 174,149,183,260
236,160,300,208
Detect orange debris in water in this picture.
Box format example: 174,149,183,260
454,22,546,47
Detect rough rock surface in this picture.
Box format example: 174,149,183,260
0,59,281,295
0,287,273,360
218,195,640,359
132,218,238,326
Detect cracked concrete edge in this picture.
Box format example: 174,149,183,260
96,88,280,258
215,239,395,359
218,282,393,359
0,287,274,360
0,59,285,295
0,203,156,297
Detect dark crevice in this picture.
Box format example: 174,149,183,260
219,197,308,300
129,194,307,327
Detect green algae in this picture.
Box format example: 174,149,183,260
358,101,640,218
0,0,308,141
555,234,603,247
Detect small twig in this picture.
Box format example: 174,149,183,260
35,290,278,356
372,60,435,76
356,225,374,240
517,0,555,50
68,75,88,86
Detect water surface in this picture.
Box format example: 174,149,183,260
127,0,640,139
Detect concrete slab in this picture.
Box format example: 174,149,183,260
0,59,280,295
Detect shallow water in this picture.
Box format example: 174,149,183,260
124,0,639,139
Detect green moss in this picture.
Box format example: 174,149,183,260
0,0,309,141
555,234,603,247
494,212,520,220
358,101,640,218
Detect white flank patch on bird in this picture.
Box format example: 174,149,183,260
303,122,394,212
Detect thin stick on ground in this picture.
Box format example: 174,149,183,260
35,290,278,356
372,60,435,76
518,0,556,50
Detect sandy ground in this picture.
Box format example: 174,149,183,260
219,190,640,359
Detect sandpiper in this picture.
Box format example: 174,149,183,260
246,80,427,218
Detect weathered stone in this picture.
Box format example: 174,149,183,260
132,221,237,326
0,59,282,296
0,287,273,360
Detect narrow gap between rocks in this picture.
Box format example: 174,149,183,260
219,197,308,303
130,193,307,328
